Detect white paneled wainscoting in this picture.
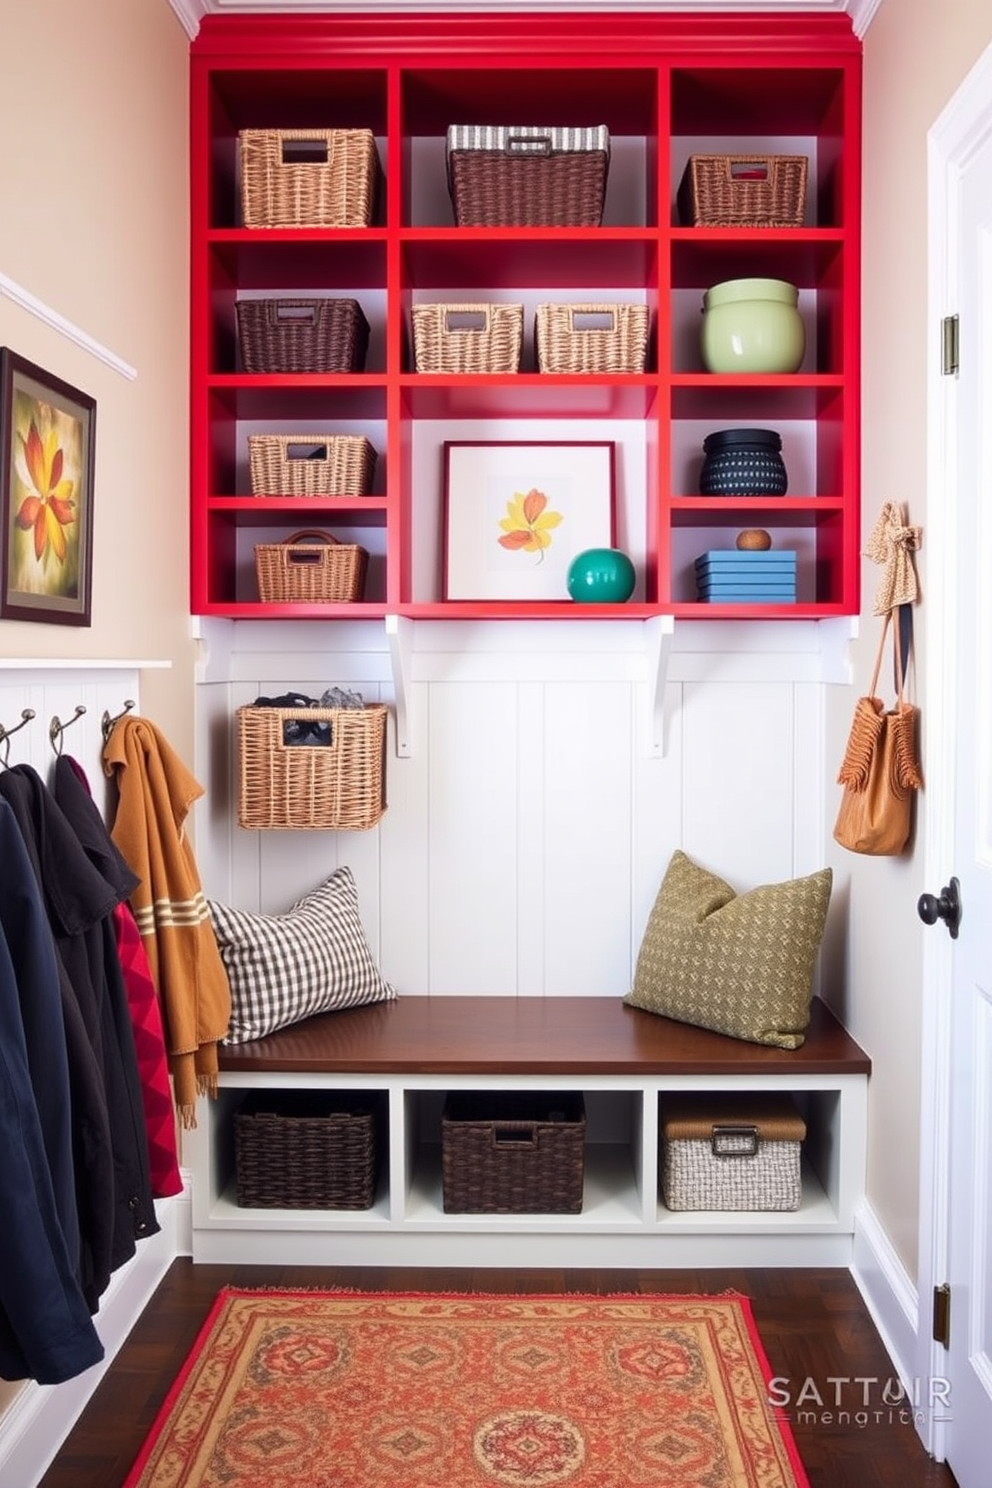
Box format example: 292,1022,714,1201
193,616,854,993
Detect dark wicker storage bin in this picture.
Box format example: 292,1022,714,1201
446,125,609,227
237,298,370,374
234,1092,380,1209
677,153,808,228
441,1091,585,1213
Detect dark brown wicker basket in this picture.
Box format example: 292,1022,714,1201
237,298,370,374
441,1091,585,1213
677,154,808,228
235,1092,380,1209
447,125,609,227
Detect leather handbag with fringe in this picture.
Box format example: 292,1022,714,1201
833,611,923,856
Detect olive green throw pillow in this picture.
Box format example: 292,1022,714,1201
625,850,832,1049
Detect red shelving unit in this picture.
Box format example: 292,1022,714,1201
189,12,861,621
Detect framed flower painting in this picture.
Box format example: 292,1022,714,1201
0,348,95,626
443,441,616,601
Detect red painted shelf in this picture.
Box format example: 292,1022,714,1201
190,13,861,620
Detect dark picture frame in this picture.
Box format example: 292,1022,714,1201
0,348,96,626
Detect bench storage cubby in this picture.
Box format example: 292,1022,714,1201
187,995,869,1269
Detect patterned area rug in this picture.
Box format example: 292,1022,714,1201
123,1289,809,1487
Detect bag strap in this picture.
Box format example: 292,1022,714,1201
868,611,892,699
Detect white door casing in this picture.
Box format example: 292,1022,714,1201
920,36,992,1481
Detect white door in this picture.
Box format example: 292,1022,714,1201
923,41,992,1486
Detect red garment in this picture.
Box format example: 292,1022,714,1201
112,901,183,1199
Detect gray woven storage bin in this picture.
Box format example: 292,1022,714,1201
660,1093,805,1211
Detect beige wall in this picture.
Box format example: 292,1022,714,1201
0,0,194,759
837,0,992,1278
0,0,189,1418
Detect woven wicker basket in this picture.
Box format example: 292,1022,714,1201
677,154,808,228
239,127,380,228
235,1092,379,1209
412,302,523,373
248,434,376,498
535,303,650,374
446,125,609,227
237,701,387,831
237,298,370,374
660,1094,806,1212
254,531,368,604
441,1091,585,1213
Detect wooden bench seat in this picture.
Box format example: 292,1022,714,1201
218,994,870,1078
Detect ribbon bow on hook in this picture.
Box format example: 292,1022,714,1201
863,500,923,616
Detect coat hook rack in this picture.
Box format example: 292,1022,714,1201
49,704,87,757
101,699,135,742
0,707,36,767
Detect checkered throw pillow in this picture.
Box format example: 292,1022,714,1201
209,866,395,1044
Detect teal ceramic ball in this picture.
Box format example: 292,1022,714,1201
567,547,636,603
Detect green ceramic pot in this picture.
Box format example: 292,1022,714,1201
567,548,636,603
700,277,805,374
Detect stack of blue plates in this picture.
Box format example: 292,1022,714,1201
695,549,797,603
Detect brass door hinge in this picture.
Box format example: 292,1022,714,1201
933,1283,951,1349
942,315,959,376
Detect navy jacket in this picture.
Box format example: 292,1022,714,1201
0,765,158,1298
0,799,104,1384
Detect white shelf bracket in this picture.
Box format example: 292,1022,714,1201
643,615,676,758
385,614,413,758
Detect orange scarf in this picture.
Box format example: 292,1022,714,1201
103,717,231,1129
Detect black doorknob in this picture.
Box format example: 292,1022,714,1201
917,877,962,939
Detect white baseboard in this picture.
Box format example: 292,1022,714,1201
850,1198,921,1413
0,1180,188,1488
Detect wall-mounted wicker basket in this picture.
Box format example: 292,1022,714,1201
237,701,388,831
237,298,370,374
412,302,523,373
535,303,650,374
677,153,808,228
254,531,368,604
446,124,609,227
248,434,377,498
239,127,380,228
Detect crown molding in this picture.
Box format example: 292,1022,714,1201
168,0,881,43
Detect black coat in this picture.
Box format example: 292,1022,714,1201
0,798,104,1384
0,765,158,1295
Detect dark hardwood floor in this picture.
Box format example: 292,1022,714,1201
38,1261,958,1488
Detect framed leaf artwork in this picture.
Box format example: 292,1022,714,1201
0,348,96,626
443,441,616,601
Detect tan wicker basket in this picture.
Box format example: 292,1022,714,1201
412,302,523,373
248,435,376,497
235,1092,380,1209
237,701,388,831
441,1091,586,1213
446,124,609,227
254,530,368,604
239,127,380,228
677,154,808,228
535,303,650,374
237,298,370,374
660,1094,806,1212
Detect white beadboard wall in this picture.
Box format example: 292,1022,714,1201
0,662,163,806
194,617,849,998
